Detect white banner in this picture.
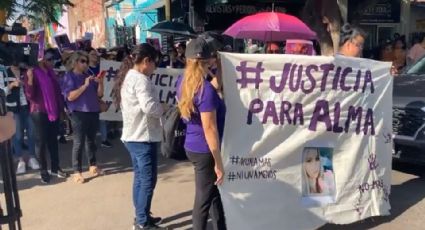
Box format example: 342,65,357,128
219,53,393,230
99,60,184,121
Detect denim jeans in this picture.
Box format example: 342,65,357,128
70,112,99,172
99,120,107,142
31,112,60,173
13,106,35,158
123,141,158,226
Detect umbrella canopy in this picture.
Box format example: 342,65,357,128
199,31,229,52
223,12,317,41
149,20,197,37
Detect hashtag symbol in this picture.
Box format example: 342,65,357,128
235,61,264,89
227,172,236,182
106,67,118,82
230,156,240,165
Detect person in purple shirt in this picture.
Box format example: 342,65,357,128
61,51,104,184
24,48,68,184
86,47,113,148
177,37,227,230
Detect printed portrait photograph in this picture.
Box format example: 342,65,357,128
301,147,336,206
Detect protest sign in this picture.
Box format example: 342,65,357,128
99,60,184,121
54,34,73,52
26,29,45,60
219,53,393,230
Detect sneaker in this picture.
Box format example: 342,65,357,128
51,169,69,178
58,136,67,144
101,140,112,148
133,215,162,226
41,172,50,184
16,160,26,175
134,223,166,230
28,157,40,170
148,214,162,225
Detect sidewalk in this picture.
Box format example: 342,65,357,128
12,138,197,230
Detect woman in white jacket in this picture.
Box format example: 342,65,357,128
113,43,167,230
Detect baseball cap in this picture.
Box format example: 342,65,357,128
185,37,211,59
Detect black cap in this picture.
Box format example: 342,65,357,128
185,37,211,59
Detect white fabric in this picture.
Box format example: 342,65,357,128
219,53,393,230
99,61,184,121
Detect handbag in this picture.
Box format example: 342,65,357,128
99,99,108,113
161,106,187,161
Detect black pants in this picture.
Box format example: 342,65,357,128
31,112,60,173
187,151,227,230
70,112,99,173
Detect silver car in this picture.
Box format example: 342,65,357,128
393,57,425,163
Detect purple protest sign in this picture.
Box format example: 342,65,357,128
54,34,73,52
26,29,45,60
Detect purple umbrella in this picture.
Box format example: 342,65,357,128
223,12,317,41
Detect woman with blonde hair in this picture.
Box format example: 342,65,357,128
302,148,335,196
61,50,105,184
177,37,227,230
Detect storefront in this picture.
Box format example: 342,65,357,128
200,0,306,32
346,0,404,52
409,1,425,43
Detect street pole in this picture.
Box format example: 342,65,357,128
103,0,110,48
189,0,194,28
165,0,172,52
165,0,171,21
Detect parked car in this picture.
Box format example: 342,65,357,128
393,56,425,164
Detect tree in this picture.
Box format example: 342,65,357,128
302,0,379,56
0,0,74,25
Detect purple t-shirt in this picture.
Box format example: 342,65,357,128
62,71,100,113
177,77,226,154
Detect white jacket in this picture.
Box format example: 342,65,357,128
120,69,164,142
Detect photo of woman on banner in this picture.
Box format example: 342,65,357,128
302,147,335,206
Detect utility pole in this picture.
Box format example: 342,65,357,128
165,0,171,20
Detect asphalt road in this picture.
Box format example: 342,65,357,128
1,138,424,230
320,161,425,230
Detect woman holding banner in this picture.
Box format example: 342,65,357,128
113,43,166,230
62,51,105,184
177,37,227,230
338,23,367,58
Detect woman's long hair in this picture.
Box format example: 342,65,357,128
112,43,158,109
302,148,324,196
178,59,209,120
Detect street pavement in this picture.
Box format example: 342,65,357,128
2,137,425,230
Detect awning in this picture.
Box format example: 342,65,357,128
141,0,165,13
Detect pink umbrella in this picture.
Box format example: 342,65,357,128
223,12,317,41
